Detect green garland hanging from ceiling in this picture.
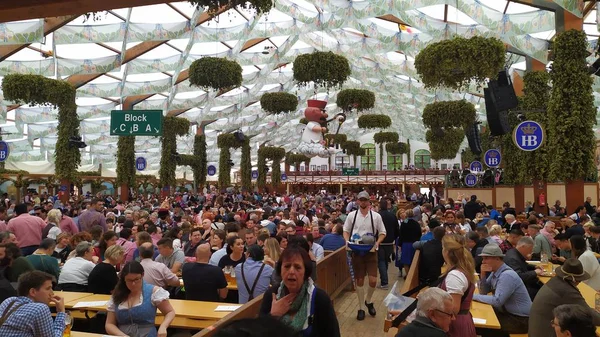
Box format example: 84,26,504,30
159,117,190,188
2,74,80,181
116,136,136,188
260,92,299,114
336,89,376,112
293,51,351,90
422,100,477,160
189,57,243,91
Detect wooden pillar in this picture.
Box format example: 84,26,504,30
59,179,69,203
514,184,525,213
566,180,585,215
120,183,129,202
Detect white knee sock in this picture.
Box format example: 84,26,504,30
357,286,365,310
366,285,375,304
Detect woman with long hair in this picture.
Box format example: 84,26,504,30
399,208,421,278
210,229,226,254
443,210,462,234
218,236,245,269
93,231,119,261
163,227,183,251
105,261,175,337
263,237,281,268
440,234,476,337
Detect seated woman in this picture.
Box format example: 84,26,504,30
263,238,281,268
93,231,119,261
88,245,125,294
218,235,245,269
259,246,340,337
58,241,96,292
26,238,60,280
67,232,93,261
52,232,72,264
3,243,34,282
210,229,226,255
105,261,176,337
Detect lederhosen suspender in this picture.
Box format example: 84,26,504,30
241,262,266,301
350,210,375,238
0,300,26,326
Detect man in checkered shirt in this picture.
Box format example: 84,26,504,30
0,271,66,336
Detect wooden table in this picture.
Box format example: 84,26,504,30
71,333,119,337
64,293,236,329
180,278,238,291
470,301,501,329
55,292,94,306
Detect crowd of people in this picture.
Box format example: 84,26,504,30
0,188,598,337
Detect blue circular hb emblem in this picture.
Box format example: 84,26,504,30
513,121,544,151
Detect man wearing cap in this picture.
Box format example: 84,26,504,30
473,244,532,337
343,190,386,321
528,258,600,337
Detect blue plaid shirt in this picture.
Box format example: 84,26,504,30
0,297,65,337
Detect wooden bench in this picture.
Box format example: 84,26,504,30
193,246,352,337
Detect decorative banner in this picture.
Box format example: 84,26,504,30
464,173,478,187
484,149,501,168
207,165,216,176
513,121,544,151
136,157,147,171
251,170,259,180
469,161,483,172
0,141,9,162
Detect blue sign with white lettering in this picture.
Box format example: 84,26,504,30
251,170,259,179
59,185,68,192
513,121,544,151
470,161,483,172
484,149,501,168
0,141,9,162
207,165,216,176
281,173,287,181
465,174,478,187
135,157,146,171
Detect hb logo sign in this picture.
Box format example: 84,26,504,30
513,121,544,152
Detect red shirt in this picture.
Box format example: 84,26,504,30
7,213,46,248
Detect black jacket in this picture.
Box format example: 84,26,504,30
464,201,480,221
260,286,340,337
400,219,422,244
379,210,400,244
414,239,443,284
396,316,447,337
504,248,541,300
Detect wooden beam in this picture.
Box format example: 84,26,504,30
0,16,76,61
0,0,171,23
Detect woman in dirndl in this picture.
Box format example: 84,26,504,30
398,209,422,278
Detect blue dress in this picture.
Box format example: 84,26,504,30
115,282,157,337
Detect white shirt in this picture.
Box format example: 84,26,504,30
311,242,324,261
445,269,469,295
343,209,386,239
58,257,96,285
579,250,600,291
107,286,169,311
301,121,323,143
209,245,228,266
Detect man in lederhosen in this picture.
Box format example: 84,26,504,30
343,191,386,321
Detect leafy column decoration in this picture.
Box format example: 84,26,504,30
217,134,245,188
116,136,136,187
374,131,399,170
159,117,190,188
422,100,476,160
178,135,206,191
522,71,551,181
240,140,252,190
546,29,596,182
2,74,79,181
257,146,285,189
285,153,311,171
342,141,365,167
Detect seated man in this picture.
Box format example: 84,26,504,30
395,287,454,337
498,229,523,254
183,243,228,302
551,304,597,337
0,270,65,336
139,242,180,288
155,238,185,274
235,245,273,304
473,244,531,337
503,237,543,300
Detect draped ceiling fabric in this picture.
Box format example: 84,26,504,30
0,0,597,178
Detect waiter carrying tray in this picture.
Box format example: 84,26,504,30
343,191,386,321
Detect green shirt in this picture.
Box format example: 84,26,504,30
26,254,60,280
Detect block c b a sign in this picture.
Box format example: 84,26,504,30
513,121,544,151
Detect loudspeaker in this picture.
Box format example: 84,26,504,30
234,131,245,142
485,87,510,136
466,123,482,155
487,70,518,112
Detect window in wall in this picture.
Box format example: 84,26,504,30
387,153,403,171
335,154,351,170
310,165,317,171
361,143,376,171
414,149,431,169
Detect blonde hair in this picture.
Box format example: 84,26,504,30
47,209,62,224
104,244,125,261
264,238,281,262
442,234,476,283
489,224,502,236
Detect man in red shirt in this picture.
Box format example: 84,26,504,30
7,203,46,256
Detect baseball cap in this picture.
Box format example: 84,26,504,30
357,191,370,200
478,244,505,257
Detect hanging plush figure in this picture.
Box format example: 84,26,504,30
296,99,337,158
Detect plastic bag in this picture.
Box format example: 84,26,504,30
383,281,416,312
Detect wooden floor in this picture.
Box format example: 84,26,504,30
334,266,404,337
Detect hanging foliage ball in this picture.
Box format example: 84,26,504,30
415,36,505,90
188,0,273,16
285,152,311,166
189,57,243,91
258,146,286,159
293,51,351,90
373,131,399,144
425,127,465,160
260,92,298,114
357,114,392,129
217,133,245,149
336,89,376,112
422,100,477,130
385,142,408,155
324,133,347,145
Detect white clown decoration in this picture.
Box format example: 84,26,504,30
296,99,339,158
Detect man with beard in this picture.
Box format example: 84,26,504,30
343,191,386,321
